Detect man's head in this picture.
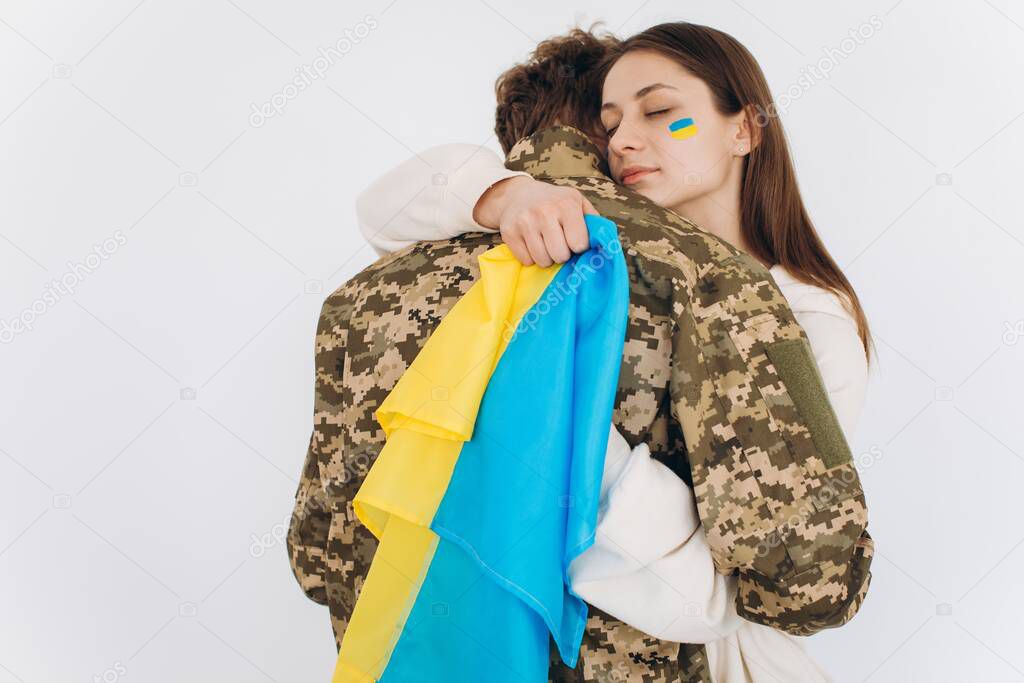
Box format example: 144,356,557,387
493,26,619,155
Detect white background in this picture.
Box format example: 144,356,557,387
1,1,1022,681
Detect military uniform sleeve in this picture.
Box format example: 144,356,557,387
671,255,874,636
287,295,349,608
286,429,331,605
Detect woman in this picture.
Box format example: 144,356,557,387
356,22,874,682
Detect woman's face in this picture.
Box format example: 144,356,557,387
600,49,747,210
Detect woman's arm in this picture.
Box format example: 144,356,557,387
568,425,746,644
569,307,871,644
356,143,527,257
355,143,594,266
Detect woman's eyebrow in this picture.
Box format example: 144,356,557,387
601,83,679,111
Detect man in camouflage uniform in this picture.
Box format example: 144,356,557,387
287,123,874,681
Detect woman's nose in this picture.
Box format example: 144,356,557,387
608,124,644,155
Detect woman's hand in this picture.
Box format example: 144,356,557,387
472,175,597,267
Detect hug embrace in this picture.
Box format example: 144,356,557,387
289,20,876,683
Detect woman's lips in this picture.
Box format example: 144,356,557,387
620,168,658,185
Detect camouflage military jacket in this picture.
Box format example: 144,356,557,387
287,125,874,682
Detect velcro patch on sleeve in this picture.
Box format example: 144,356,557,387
764,337,853,469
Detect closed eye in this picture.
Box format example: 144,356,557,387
607,108,670,136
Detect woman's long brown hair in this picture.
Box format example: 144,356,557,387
603,22,875,365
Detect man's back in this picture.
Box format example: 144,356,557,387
289,126,873,683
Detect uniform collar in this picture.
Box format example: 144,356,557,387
505,125,611,179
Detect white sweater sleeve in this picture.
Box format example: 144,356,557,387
568,425,745,644
355,143,531,256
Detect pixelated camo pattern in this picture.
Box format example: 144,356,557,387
287,125,874,682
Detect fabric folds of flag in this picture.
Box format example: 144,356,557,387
333,214,629,682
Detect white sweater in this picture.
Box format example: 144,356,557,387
355,143,868,682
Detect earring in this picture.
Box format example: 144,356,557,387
737,143,747,154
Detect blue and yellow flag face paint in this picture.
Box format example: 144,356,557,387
668,116,697,140
333,214,629,682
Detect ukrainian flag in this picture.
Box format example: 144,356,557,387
668,117,697,140
333,214,629,682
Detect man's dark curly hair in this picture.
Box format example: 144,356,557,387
493,25,620,155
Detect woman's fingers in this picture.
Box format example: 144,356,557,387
542,213,573,264
523,219,554,268
561,199,591,254
503,231,534,266
496,180,598,266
